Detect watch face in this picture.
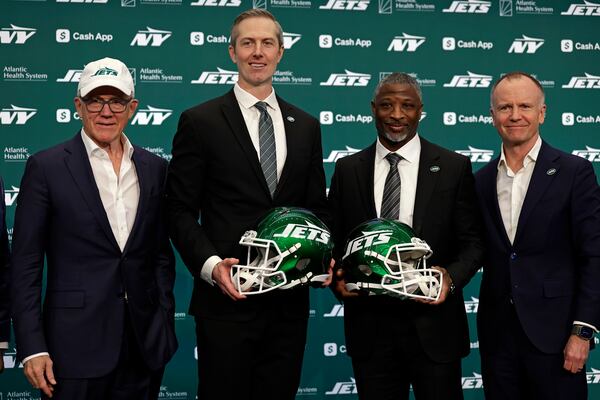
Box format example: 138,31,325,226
580,326,594,339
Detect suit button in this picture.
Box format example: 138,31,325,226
510,252,517,260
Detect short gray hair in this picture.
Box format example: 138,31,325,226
373,73,422,103
490,71,545,107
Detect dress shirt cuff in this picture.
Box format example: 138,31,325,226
201,255,222,286
573,321,598,332
23,352,50,365
0,341,8,350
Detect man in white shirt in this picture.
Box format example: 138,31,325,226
10,57,177,399
475,71,600,399
328,72,484,400
166,9,328,400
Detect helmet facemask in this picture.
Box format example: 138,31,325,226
230,208,333,295
376,239,443,300
230,231,301,295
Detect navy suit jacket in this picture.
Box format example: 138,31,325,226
475,140,600,354
328,138,485,363
167,89,328,321
0,177,10,343
10,133,177,378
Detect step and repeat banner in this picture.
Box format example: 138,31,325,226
1,0,599,398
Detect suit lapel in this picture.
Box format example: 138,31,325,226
357,143,377,219
412,138,441,236
220,89,271,198
123,147,151,254
63,133,120,251
276,97,298,197
513,141,559,245
480,158,512,248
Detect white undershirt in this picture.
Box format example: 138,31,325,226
81,129,139,252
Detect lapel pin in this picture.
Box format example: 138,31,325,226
287,116,295,122
546,168,557,176
430,165,440,173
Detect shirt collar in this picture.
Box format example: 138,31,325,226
233,83,279,112
80,129,134,160
497,135,542,171
376,133,421,164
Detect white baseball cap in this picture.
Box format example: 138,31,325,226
77,57,135,98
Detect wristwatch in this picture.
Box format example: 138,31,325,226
572,324,595,341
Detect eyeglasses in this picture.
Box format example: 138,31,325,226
80,97,131,113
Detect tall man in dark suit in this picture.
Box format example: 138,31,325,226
166,9,328,400
475,72,600,399
10,57,177,399
329,72,484,400
0,177,10,373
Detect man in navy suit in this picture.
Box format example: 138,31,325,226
0,177,10,373
167,9,328,400
10,57,177,399
475,72,600,399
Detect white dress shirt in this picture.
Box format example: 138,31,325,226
374,134,421,227
496,136,541,245
81,130,139,252
200,84,288,285
496,136,596,332
23,130,140,364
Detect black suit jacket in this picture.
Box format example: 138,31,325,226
328,137,484,363
10,133,177,378
0,177,10,344
475,140,600,355
167,89,328,320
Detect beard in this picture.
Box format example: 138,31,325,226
381,130,408,144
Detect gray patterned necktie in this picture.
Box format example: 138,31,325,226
381,153,402,220
255,101,277,197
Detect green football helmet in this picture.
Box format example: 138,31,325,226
342,218,442,300
230,207,333,295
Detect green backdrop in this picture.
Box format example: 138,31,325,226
1,0,599,398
